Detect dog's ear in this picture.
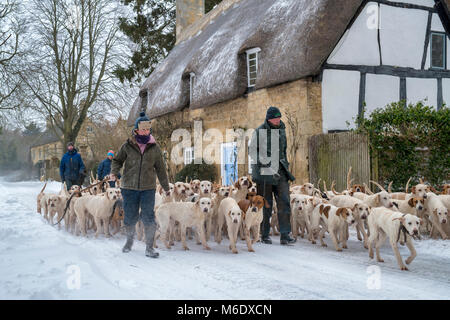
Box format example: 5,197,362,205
411,186,416,194
349,191,354,197
264,198,270,208
234,180,240,190
407,197,415,207
290,197,296,204
322,206,331,218
336,208,348,217
352,203,358,211
376,193,381,204
227,210,232,218
361,185,366,193
319,204,324,214
247,178,253,189
241,210,246,220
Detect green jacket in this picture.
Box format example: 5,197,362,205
111,137,170,191
249,120,295,185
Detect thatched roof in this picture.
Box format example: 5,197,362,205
127,0,365,125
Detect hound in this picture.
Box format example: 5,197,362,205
155,198,212,251
210,185,231,241
73,188,121,237
310,204,355,251
238,195,268,252
330,195,371,249
290,194,314,240
231,176,252,202
216,197,243,254
368,208,422,270
46,194,69,228
425,193,449,240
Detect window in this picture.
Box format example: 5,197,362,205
246,48,261,87
184,147,194,165
189,72,195,104
430,32,446,69
139,89,148,110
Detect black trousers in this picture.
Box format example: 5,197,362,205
256,171,292,238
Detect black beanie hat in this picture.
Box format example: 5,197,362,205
67,142,74,147
266,106,282,120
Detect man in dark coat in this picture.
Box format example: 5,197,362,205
97,150,119,188
60,142,86,190
111,112,170,258
249,106,296,245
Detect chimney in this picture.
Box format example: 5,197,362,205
176,0,204,41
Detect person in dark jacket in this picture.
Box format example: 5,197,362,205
111,112,170,258
249,106,296,245
60,142,86,190
97,150,119,188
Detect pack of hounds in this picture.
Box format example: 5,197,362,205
36,168,450,271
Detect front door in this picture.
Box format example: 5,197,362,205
221,142,238,186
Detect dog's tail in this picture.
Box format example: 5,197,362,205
39,181,48,194
363,183,374,195
388,181,393,193
347,167,352,191
405,177,412,193
331,181,340,195
370,180,386,192
111,199,124,218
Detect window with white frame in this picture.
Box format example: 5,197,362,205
430,32,446,69
184,147,194,165
246,48,261,87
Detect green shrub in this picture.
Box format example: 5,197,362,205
356,101,449,191
175,160,218,183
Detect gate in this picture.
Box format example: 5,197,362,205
308,132,372,192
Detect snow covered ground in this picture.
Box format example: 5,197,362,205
1,178,449,300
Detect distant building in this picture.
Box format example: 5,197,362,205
128,0,450,185
30,119,96,181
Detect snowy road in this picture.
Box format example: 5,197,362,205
1,178,449,300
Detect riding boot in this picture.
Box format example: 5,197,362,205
122,225,135,253
144,224,159,258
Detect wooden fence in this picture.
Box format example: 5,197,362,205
308,132,373,192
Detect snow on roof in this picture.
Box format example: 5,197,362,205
128,0,363,125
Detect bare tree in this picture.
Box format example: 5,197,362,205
0,0,25,111
19,0,128,146
285,109,301,178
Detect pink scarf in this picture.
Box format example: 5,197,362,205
136,135,156,154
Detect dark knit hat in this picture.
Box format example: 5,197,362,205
134,111,150,130
67,141,74,147
266,106,282,120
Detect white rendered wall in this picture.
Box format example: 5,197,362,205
364,74,400,115
443,79,450,107
407,78,438,108
390,0,435,7
327,2,380,66
380,5,428,69
431,13,445,32
322,70,360,133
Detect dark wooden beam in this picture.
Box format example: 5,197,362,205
324,63,450,78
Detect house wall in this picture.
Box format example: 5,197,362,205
322,0,450,132
152,78,322,184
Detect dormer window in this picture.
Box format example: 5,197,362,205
246,48,261,88
430,32,446,69
139,89,148,110
189,72,196,104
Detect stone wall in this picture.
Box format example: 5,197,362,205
153,77,323,184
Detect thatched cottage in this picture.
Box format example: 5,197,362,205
128,0,450,185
